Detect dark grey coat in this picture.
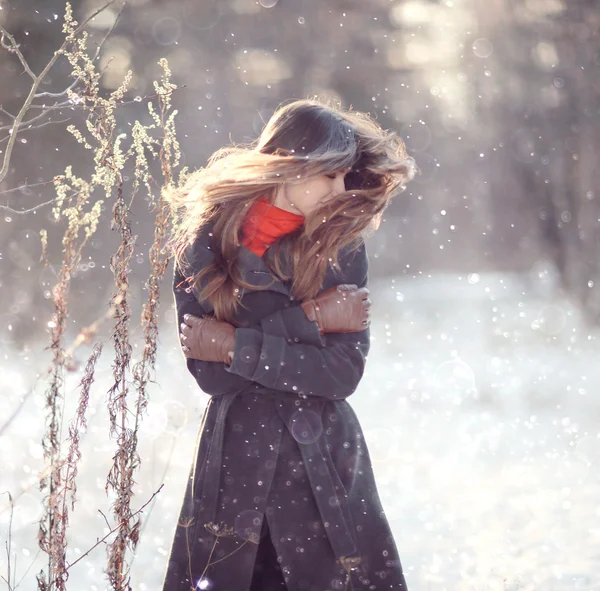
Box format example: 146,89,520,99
161,222,408,591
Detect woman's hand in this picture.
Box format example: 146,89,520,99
300,284,371,335
180,314,236,364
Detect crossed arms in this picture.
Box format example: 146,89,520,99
174,242,371,401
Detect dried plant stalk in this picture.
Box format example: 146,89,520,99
0,2,251,589
27,5,181,591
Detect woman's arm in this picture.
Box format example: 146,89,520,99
174,266,328,395
225,324,369,401
174,268,254,396
223,242,370,401
175,239,369,400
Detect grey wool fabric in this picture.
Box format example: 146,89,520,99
161,222,408,591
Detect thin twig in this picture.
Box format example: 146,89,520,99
0,109,56,132
0,388,37,439
0,177,63,197
98,509,112,531
14,484,163,591
2,492,14,590
0,106,16,119
28,85,182,112
34,79,81,100
19,116,71,132
0,107,70,132
0,199,60,215
0,118,71,141
127,435,178,571
206,538,254,567
26,101,75,111
4,547,42,591
57,485,163,575
0,27,36,79
92,2,126,64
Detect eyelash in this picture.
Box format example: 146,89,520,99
326,170,350,179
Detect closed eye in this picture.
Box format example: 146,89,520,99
326,168,351,180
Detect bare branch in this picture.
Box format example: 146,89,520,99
27,101,74,111
0,117,71,142
0,177,62,197
0,197,60,215
0,26,36,79
3,491,14,590
0,109,49,132
92,1,126,64
0,388,37,439
35,78,81,100
74,0,119,35
0,106,16,120
0,108,71,132
53,484,164,577
18,116,71,133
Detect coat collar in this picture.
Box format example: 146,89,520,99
237,243,293,299
185,226,294,312
186,221,356,307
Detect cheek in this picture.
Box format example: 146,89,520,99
302,179,331,200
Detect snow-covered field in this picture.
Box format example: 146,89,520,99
1,271,599,590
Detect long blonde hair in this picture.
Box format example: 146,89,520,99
165,97,417,324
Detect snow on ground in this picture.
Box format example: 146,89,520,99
1,271,599,590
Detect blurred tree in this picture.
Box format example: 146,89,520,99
2,0,600,348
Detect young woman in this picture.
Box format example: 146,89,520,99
161,99,416,591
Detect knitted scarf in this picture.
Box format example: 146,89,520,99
240,195,304,257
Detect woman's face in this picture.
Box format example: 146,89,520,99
274,167,351,217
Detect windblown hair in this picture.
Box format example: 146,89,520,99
165,97,417,324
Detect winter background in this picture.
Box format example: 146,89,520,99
1,0,600,590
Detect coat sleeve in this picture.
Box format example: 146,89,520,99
174,266,327,396
174,266,252,396
223,242,370,401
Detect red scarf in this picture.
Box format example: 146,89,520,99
241,196,304,256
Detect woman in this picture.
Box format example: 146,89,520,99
161,99,416,591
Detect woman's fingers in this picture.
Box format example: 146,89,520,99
183,313,202,327
180,317,203,346
337,284,358,292
362,294,371,327
181,315,211,337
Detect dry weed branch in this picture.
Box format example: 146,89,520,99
0,1,191,589
0,0,119,185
